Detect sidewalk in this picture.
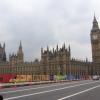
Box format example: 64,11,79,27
0,80,78,88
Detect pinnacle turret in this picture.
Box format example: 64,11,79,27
3,43,5,49
17,41,24,63
19,40,22,49
56,44,58,51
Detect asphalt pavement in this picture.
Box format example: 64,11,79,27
0,80,100,100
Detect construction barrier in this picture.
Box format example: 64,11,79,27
32,75,49,81
0,74,92,83
10,75,33,83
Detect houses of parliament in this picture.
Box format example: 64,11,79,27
0,15,99,82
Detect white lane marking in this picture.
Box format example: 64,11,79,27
58,84,100,100
0,81,79,94
4,81,99,100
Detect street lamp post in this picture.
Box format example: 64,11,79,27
69,59,72,80
68,45,72,80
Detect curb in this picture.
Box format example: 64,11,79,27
0,80,80,89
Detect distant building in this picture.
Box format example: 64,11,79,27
7,42,91,81
40,44,91,78
1,15,99,82
0,43,12,82
9,41,24,66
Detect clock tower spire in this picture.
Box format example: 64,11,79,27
91,14,99,32
17,40,24,63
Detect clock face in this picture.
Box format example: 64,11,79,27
92,35,98,40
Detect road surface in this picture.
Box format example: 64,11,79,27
0,80,100,100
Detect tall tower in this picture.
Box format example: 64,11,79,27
90,15,100,74
17,41,24,63
0,43,6,62
2,43,6,61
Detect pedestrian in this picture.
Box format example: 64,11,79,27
0,95,3,100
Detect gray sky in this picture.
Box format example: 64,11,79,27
0,0,100,61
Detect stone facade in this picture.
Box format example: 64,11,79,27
40,44,71,75
40,44,91,77
3,42,91,79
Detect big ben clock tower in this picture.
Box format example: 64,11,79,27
90,15,100,75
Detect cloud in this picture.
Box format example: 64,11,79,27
0,0,99,61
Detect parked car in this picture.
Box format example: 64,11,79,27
92,75,99,80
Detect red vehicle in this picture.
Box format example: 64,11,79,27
0,74,16,83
